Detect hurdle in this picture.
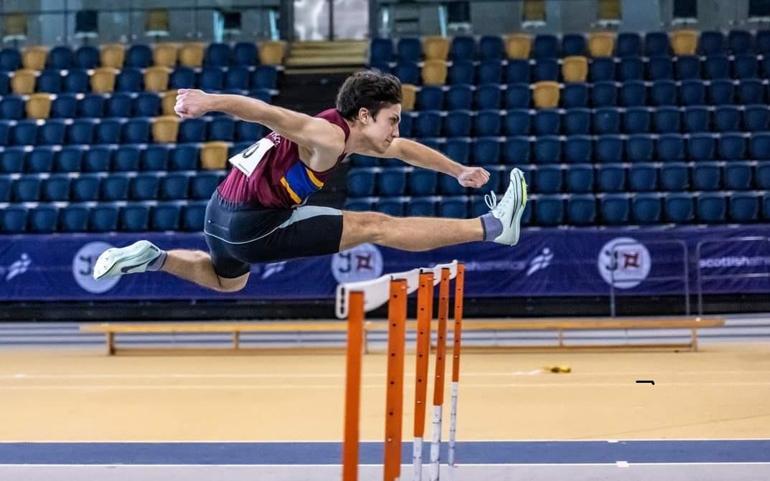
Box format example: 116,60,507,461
335,261,465,481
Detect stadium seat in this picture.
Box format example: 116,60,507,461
680,80,706,106
533,195,564,226
721,133,748,159
534,59,559,82
567,194,596,225
650,80,677,106
416,86,443,110
648,56,673,80
699,31,725,55
204,43,231,67
170,67,196,89
632,193,662,224
502,136,530,164
645,32,671,57
758,162,770,189
620,81,647,107
505,83,530,109
37,70,62,93
591,81,617,107
626,134,655,163
181,201,207,231
95,118,122,144
479,35,504,60
593,107,620,134
407,197,437,217
12,120,38,146
115,68,143,92
39,120,65,145
708,79,735,105
209,117,235,141
225,66,251,91
78,94,105,118
55,146,84,172
590,57,615,82
714,106,740,132
565,164,594,193
654,107,681,133
628,163,658,191
733,54,758,79
599,193,630,225
27,205,58,233
190,172,220,199
370,38,394,64
505,33,532,59
445,138,471,164
106,93,133,117
562,56,588,83
64,69,89,93
59,205,88,232
562,34,586,56
562,83,588,108
101,175,129,200
564,136,592,163
659,163,689,191
688,133,716,160
744,105,770,131
697,192,727,223
673,30,701,57
737,79,764,105
534,165,563,193
445,84,473,110
236,120,266,141
131,174,160,200
397,38,422,63
51,94,78,118
1,205,27,233
159,173,189,200
83,146,112,172
408,169,437,196
657,134,686,161
253,65,278,90
0,48,22,72
0,147,24,172
618,57,644,81
616,33,642,57
13,176,41,201
729,30,754,54
704,56,730,80
179,118,207,143
506,59,531,84
74,45,99,69
692,162,722,190
675,55,701,80
534,34,560,58
729,192,760,222
724,161,753,190
533,136,561,164
475,110,502,136
143,145,170,171
439,196,468,219
113,146,141,171
759,30,770,54
169,144,199,170
0,95,24,119
624,107,651,134
233,42,258,66
71,175,100,201
595,135,623,164
89,204,119,232
478,60,503,84
151,203,181,231
475,84,501,109
394,62,420,84
450,36,475,61
533,109,560,135
443,110,470,137
563,108,591,135
664,193,695,223
135,92,161,117
27,146,54,172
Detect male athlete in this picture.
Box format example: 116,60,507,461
93,70,527,292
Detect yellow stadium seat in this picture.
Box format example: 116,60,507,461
11,69,36,95
588,32,615,57
421,60,448,86
523,0,546,22
562,56,588,83
161,90,179,116
22,46,47,71
144,66,171,92
259,41,286,65
533,81,560,109
401,84,418,111
146,9,170,38
26,93,53,119
3,13,27,43
178,42,205,67
91,67,118,93
101,44,125,69
671,29,698,56
153,43,179,67
505,33,532,59
423,36,450,60
152,116,180,143
201,142,230,170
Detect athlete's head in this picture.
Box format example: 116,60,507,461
336,69,402,153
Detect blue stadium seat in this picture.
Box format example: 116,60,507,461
37,70,62,93
704,56,730,80
0,48,21,72
593,107,621,134
708,79,735,105
699,31,725,55
233,42,258,66
450,36,476,61
236,121,266,141
252,66,278,90
657,134,685,161
131,174,160,200
51,94,78,118
133,93,160,117
28,204,59,233
505,83,530,108
74,45,99,69
169,144,199,170
445,138,471,164
564,136,592,164
71,175,100,201
737,79,764,104
190,172,221,199
475,84,501,109
409,169,437,196
654,107,681,133
448,61,475,85
442,110,470,137
477,60,502,84
64,69,90,93
619,80,646,107
595,135,623,163
113,146,140,171
42,176,70,202
533,34,559,58
12,120,38,146
533,109,560,135
645,32,671,57
0,147,24,173
566,194,595,225
659,162,689,191
406,197,436,217
591,81,617,107
590,58,615,82
729,30,754,54
445,85,473,110
733,54,758,79
224,66,251,92
751,133,770,162
93,119,120,144
205,43,231,67
475,110,501,136
83,147,112,172
744,105,770,131
376,197,405,216
347,168,376,197
55,146,84,172
101,175,129,200
617,33,642,57
89,204,119,232
565,164,593,193
58,205,88,232
1,205,27,233
648,56,673,80
116,68,143,92
40,120,66,145
143,145,172,171
439,196,468,219
394,62,419,84
675,55,701,80
683,107,711,133
151,203,181,231
378,169,406,196
680,80,706,106
0,96,24,119
181,201,207,231
724,161,753,190
599,193,630,225
78,94,105,118
563,108,590,135
0,73,9,95
533,194,565,226
179,118,206,143
13,176,41,201
208,117,235,141
688,133,716,160
0,175,11,201
533,136,561,164
344,198,374,212
533,59,558,81
438,171,466,195
628,163,658,191
124,118,151,144
479,35,504,60
159,173,189,199
126,44,152,68
106,93,133,117
632,193,663,224
721,133,748,159
473,137,501,165
534,165,562,193
397,38,422,63
626,134,655,163
65,118,94,145
562,83,588,108
714,106,740,132
505,60,531,83
416,86,444,110
664,193,694,223
370,38,394,64
692,162,722,190
759,31,770,54
624,107,651,134
170,67,196,89
27,147,54,172
758,162,770,189
650,80,677,106
618,57,644,81
729,192,759,222
562,34,586,56
502,136,530,164
697,192,727,223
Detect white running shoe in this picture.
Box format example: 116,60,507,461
485,168,528,246
92,240,162,280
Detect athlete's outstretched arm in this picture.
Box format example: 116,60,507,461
370,137,490,188
174,89,345,153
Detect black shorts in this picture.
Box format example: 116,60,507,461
203,191,344,279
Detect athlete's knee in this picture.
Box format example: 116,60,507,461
357,211,393,244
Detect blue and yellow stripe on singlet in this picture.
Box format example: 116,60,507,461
280,163,325,204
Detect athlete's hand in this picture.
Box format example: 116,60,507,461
457,166,490,188
174,89,212,119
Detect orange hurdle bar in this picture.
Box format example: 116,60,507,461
429,267,451,481
342,291,365,481
448,263,465,466
412,271,435,480
383,279,408,481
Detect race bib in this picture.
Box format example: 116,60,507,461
228,137,274,177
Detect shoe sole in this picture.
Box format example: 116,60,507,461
92,241,155,280
508,168,528,246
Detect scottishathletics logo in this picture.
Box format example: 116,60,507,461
597,237,651,289
331,243,383,284
73,242,120,293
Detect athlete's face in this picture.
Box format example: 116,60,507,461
360,103,401,153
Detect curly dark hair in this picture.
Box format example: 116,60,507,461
335,69,402,120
